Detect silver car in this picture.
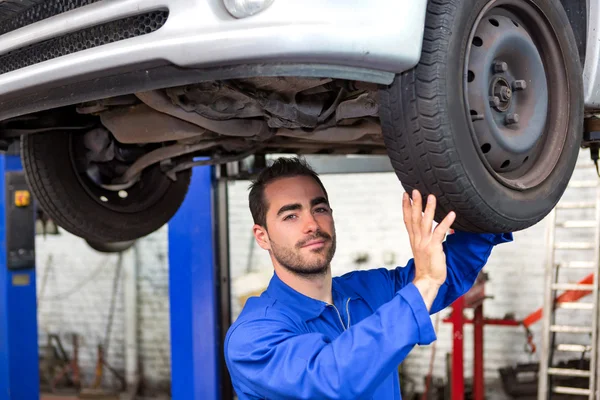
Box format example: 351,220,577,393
0,0,591,242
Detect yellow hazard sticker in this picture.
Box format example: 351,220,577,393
14,190,30,207
12,274,30,286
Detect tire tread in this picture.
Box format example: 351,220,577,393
380,0,536,232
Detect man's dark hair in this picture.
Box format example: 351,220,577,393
249,157,328,228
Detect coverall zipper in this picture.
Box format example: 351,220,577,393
346,298,351,328
329,298,352,331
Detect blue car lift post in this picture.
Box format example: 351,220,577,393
168,162,233,400
0,148,40,400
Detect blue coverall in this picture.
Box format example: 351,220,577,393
225,231,513,399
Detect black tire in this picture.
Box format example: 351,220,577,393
21,131,191,242
85,239,136,253
379,0,583,233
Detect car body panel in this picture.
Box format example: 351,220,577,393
0,0,428,101
584,0,600,108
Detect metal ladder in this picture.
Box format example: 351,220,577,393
539,177,600,399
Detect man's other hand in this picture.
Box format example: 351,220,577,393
402,190,456,310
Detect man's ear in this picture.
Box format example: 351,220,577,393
253,224,271,251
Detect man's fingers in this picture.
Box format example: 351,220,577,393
411,189,423,242
421,194,435,236
402,192,413,237
432,211,456,243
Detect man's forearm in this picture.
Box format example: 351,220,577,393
412,278,441,311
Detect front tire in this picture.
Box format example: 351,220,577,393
21,131,191,242
379,0,583,233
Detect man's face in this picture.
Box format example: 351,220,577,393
255,175,336,277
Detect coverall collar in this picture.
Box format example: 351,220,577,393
266,271,359,322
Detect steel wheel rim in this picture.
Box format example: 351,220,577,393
69,132,171,214
463,0,569,190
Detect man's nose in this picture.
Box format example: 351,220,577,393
302,212,319,233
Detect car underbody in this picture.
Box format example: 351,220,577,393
3,77,386,191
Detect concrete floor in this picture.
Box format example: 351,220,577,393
41,396,78,400
41,392,119,400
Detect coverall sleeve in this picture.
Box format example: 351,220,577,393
387,231,513,314
225,283,436,400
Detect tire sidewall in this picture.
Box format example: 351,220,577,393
442,0,583,223
22,131,191,242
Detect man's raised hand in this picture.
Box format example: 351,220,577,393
402,190,456,310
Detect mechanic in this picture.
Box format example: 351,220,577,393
224,157,512,400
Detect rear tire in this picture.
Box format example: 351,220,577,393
85,240,136,253
379,0,583,233
21,131,191,242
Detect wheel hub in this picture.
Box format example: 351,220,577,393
73,130,171,213
490,77,512,111
466,11,548,175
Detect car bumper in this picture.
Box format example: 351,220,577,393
0,0,427,99
584,0,600,108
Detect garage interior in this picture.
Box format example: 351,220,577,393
1,147,599,400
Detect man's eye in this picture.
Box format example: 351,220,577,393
283,214,296,221
315,207,330,213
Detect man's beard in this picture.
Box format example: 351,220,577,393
270,230,336,278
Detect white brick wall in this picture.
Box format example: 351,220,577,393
36,149,599,398
133,226,172,393
35,225,172,393
36,233,126,387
